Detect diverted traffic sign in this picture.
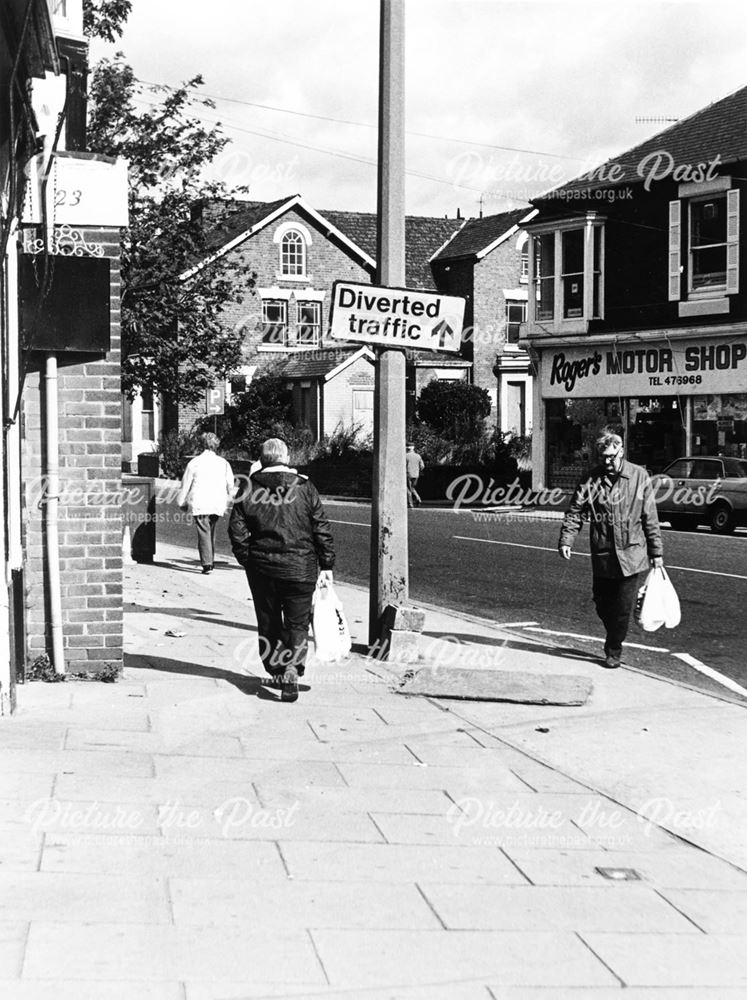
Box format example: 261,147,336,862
330,280,465,352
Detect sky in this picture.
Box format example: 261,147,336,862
90,0,747,220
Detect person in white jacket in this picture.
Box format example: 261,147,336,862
177,432,235,574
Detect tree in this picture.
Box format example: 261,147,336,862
417,380,491,440
83,0,131,42
86,54,255,404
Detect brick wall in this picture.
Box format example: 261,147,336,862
21,227,123,675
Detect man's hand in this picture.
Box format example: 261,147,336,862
558,545,572,560
318,569,334,585
650,556,664,569
179,504,188,512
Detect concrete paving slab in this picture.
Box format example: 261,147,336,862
397,666,593,705
19,708,153,731
40,833,288,879
0,797,160,837
22,923,327,984
336,761,531,791
0,872,171,923
311,928,618,988
581,931,747,987
159,806,384,844
280,841,528,884
170,877,440,928
184,982,494,1000
254,784,452,815
0,923,27,978
420,883,699,932
0,771,54,800
64,729,245,757
0,726,67,751
657,887,747,933
154,754,347,788
0,983,182,1000
371,811,598,850
241,736,417,764
504,846,747,890
0,748,155,778
0,831,44,872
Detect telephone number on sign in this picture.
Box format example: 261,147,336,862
648,375,703,386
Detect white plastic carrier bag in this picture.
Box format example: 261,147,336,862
312,577,352,661
636,567,681,632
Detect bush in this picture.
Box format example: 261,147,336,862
158,428,201,479
311,422,373,462
195,373,293,458
417,380,491,440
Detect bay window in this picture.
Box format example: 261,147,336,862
529,214,605,329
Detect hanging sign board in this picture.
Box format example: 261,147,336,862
540,337,747,398
329,280,465,352
23,152,129,228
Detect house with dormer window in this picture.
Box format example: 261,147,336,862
524,84,747,488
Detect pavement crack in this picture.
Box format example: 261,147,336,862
367,812,389,843
273,840,291,877
306,928,332,986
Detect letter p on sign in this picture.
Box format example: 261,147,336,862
206,385,225,415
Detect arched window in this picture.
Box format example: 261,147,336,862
280,229,306,276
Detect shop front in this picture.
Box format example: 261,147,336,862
531,333,747,488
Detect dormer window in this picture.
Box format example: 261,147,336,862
281,229,305,276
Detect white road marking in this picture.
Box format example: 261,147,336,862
673,653,747,699
523,626,667,653
499,621,539,627
454,536,561,555
329,519,369,527
666,563,747,581
454,535,747,581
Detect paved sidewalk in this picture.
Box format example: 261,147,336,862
1,541,746,997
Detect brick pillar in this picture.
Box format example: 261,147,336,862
21,231,123,675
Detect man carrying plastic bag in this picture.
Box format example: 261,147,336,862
558,428,664,669
229,438,335,702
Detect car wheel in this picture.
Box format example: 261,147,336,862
710,501,735,535
668,514,694,531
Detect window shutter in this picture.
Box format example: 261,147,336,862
726,188,740,294
668,200,681,301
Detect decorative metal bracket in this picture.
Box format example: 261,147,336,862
22,225,105,258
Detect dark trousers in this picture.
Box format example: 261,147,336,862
592,572,645,658
194,514,219,568
246,569,316,676
407,477,421,507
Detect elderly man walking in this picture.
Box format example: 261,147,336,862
177,432,235,574
558,428,664,669
228,438,335,702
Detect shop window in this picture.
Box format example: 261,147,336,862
280,229,306,277
505,300,526,345
261,299,288,345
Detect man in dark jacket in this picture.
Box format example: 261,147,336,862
558,429,664,669
228,438,335,701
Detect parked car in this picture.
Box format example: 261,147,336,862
650,456,747,534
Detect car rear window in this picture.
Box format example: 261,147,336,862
664,460,692,478
723,458,747,478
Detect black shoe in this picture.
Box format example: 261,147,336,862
201,566,213,574
603,654,621,669
281,666,299,702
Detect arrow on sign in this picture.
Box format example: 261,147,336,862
434,320,455,349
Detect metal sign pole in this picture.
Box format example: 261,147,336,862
369,0,408,646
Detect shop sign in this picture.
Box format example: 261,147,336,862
541,337,747,398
